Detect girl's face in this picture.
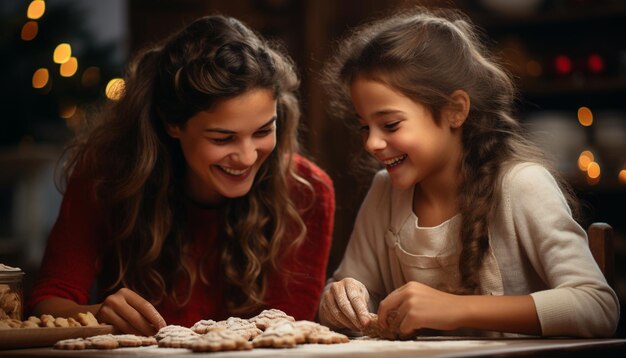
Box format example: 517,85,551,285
350,75,461,190
167,88,277,205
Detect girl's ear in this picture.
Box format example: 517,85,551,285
165,124,181,139
447,90,470,128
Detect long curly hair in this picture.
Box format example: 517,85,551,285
64,15,311,314
324,7,579,294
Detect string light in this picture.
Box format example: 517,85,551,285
577,106,593,127
105,78,125,100
32,68,49,89
53,43,72,64
27,0,45,20
577,150,594,172
21,21,38,41
619,169,626,185
60,57,78,77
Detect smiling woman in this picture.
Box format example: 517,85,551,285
27,15,335,336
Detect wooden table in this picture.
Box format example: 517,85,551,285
1,337,625,357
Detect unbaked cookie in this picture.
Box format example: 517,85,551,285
248,309,295,330
189,330,253,352
252,319,305,348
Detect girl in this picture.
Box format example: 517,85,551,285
319,8,618,338
29,15,335,336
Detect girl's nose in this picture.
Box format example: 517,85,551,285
364,130,386,153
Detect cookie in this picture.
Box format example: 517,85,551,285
40,314,56,327
155,325,200,348
54,317,70,327
113,334,145,347
86,334,119,349
76,311,99,326
190,319,218,334
189,330,253,352
54,338,90,350
362,312,412,340
306,329,350,344
252,319,305,348
248,309,295,330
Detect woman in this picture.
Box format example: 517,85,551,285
29,15,335,336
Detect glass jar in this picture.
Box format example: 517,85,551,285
0,264,25,320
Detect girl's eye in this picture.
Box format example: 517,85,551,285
358,124,369,133
211,136,234,144
384,121,400,130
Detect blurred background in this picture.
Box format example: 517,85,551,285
1,0,624,336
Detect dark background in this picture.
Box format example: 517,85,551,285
1,0,625,337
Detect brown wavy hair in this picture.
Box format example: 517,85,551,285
63,15,311,314
324,7,579,294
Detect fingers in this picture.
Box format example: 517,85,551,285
345,279,370,327
377,285,407,330
97,288,165,336
331,280,366,330
320,291,358,330
121,288,167,330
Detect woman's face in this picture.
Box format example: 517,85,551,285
167,88,277,205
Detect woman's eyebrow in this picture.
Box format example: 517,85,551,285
204,116,277,134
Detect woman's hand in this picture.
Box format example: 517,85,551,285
319,277,371,331
378,281,463,335
96,288,166,336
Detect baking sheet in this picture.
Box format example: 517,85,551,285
0,325,115,349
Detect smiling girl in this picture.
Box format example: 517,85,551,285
29,15,335,336
318,8,618,338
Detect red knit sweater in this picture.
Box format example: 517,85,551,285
28,155,335,327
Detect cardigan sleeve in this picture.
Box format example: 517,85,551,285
507,164,619,337
27,170,104,312
263,155,335,321
329,171,392,311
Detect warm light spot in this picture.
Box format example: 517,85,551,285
21,21,38,41
577,106,593,127
32,68,49,88
81,66,100,87
53,43,72,64
587,162,601,179
526,60,542,77
60,57,78,77
105,78,125,100
619,170,626,185
587,54,605,74
59,102,77,119
27,0,45,20
578,150,594,172
554,55,572,75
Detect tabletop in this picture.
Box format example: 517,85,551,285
1,337,625,357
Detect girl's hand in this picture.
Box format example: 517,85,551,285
378,281,463,335
319,277,371,331
96,288,167,336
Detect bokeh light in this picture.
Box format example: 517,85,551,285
105,78,125,100
577,150,594,172
21,21,38,41
59,102,77,119
60,57,78,77
577,106,593,127
619,169,626,185
27,0,46,20
81,66,101,87
526,60,542,77
587,162,601,179
32,68,49,89
53,43,72,64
